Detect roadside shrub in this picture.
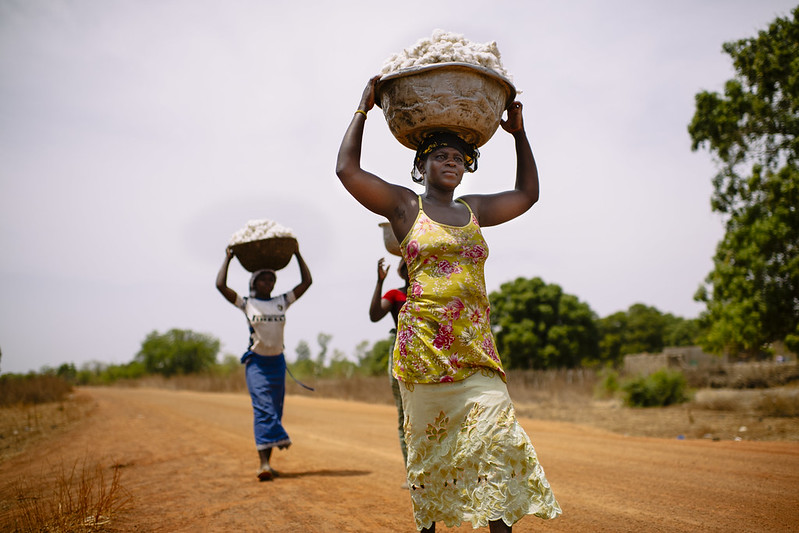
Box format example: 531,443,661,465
594,368,620,399
622,369,689,407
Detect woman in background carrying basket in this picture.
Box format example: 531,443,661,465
336,76,560,532
369,256,410,486
216,247,312,481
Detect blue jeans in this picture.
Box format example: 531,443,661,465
244,352,291,450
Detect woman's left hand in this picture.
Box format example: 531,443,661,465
500,101,525,134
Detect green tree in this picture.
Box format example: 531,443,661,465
316,332,332,372
135,328,220,377
663,314,702,347
598,304,666,364
291,339,315,377
56,362,78,383
489,277,599,369
688,7,799,355
217,354,241,377
295,340,311,362
597,304,700,365
327,348,358,378
359,336,395,376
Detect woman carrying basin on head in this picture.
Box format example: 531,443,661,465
216,247,312,482
369,256,411,483
336,76,560,532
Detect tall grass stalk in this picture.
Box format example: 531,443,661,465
9,457,130,532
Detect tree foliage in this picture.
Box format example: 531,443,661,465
135,328,220,377
688,7,799,354
358,335,395,376
597,304,701,365
295,340,311,362
316,332,332,368
489,277,599,369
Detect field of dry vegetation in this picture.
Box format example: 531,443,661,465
2,366,798,463
1,366,797,530
112,364,799,442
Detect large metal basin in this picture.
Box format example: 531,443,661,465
375,62,516,150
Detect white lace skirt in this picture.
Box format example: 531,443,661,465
400,370,561,530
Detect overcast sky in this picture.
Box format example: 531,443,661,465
1,0,795,375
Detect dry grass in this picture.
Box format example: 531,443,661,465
686,361,799,389
281,369,601,407
506,368,598,405
117,369,799,441
755,388,799,417
692,387,799,416
27,367,796,443
0,392,97,462
120,372,248,393
0,375,73,407
287,374,396,403
5,456,130,532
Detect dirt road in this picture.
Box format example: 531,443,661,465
2,387,798,532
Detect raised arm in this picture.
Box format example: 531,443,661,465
335,76,417,236
462,101,540,227
216,248,239,305
369,258,392,322
290,249,313,301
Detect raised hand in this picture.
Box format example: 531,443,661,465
500,101,525,134
358,75,381,113
377,258,389,282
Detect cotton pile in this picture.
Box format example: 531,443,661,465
380,29,512,80
229,219,296,246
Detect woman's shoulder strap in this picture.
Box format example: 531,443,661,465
456,197,475,216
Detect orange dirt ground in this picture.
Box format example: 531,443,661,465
2,387,798,532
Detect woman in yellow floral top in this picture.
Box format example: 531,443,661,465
336,76,561,533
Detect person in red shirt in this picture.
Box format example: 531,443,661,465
369,257,409,481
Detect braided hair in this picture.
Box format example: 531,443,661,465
411,131,479,183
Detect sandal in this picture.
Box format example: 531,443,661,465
257,468,274,481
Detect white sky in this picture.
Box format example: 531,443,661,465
1,0,795,374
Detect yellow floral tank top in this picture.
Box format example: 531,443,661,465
392,196,506,384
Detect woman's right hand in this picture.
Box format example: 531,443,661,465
377,257,389,281
358,75,381,113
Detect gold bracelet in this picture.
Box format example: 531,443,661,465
354,109,368,119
